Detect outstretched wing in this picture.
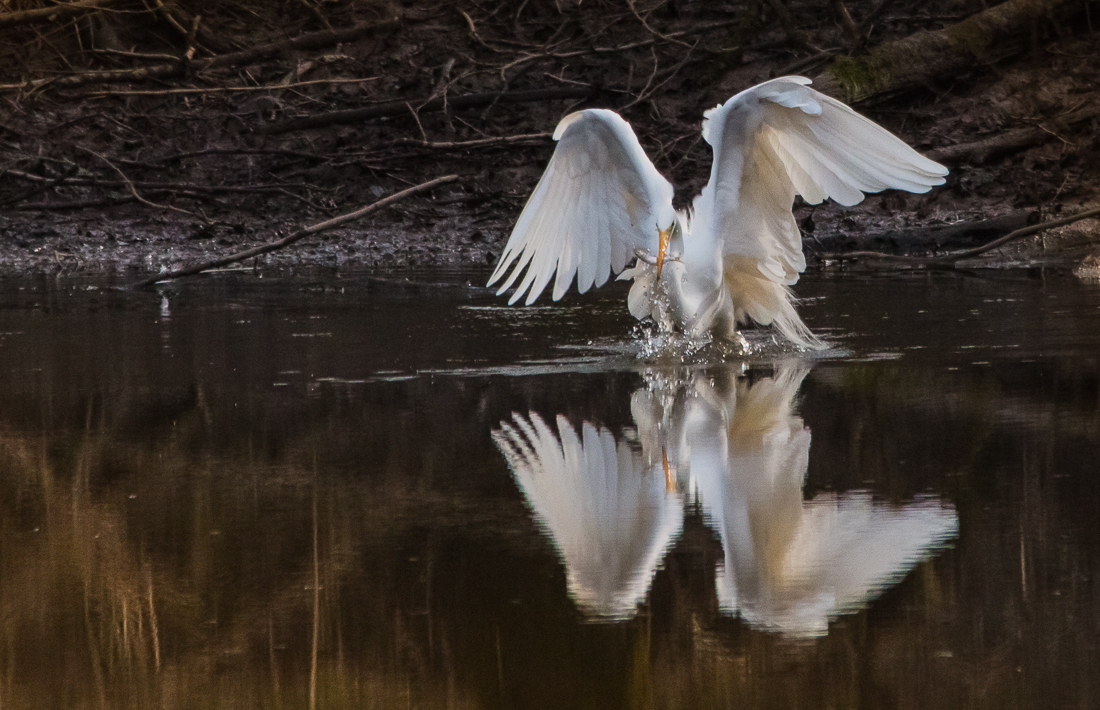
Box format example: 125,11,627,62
488,109,675,305
699,76,947,281
693,76,947,346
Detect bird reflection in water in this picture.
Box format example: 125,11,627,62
493,365,958,636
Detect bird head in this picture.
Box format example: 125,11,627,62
656,218,683,277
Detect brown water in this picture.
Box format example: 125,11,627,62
0,269,1097,709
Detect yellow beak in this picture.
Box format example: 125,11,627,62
656,225,672,277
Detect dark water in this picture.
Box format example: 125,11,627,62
0,269,1097,709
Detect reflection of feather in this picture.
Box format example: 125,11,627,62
493,364,958,634
688,366,958,637
493,413,683,619
724,493,958,636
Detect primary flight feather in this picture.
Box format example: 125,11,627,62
487,77,948,348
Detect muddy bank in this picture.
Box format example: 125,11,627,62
1,0,1098,280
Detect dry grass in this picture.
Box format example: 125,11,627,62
0,423,475,710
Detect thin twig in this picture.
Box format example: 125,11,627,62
622,40,697,110
86,48,181,62
406,102,429,143
390,132,552,150
77,147,197,217
6,169,326,197
122,175,458,289
295,0,332,32
626,0,692,48
831,0,861,48
267,86,595,134
621,47,659,110
461,9,505,53
0,18,400,93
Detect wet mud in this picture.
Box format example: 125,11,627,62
1,0,1098,278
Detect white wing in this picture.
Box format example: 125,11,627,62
488,110,675,305
698,76,947,283
740,492,957,636
693,77,948,345
493,412,683,619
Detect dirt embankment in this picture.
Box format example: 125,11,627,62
1,0,1098,279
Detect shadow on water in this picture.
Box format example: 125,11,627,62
0,269,1097,708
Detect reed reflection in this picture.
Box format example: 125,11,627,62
494,364,958,635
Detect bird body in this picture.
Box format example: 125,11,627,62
488,77,948,348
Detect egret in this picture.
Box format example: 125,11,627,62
487,77,948,348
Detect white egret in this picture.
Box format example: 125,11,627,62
487,77,948,348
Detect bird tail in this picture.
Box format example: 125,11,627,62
723,255,824,350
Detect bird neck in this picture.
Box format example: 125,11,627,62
679,207,723,285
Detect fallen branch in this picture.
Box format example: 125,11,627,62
10,193,176,211
819,206,1100,266
810,210,1039,254
7,168,324,194
0,0,121,29
76,76,380,97
0,164,79,207
266,87,595,134
813,0,1080,103
928,103,1100,164
0,16,400,94
123,174,458,289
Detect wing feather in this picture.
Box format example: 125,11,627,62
701,76,947,262
488,109,675,304
694,76,947,346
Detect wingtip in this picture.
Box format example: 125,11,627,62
553,111,588,141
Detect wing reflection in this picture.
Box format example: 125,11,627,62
687,367,958,637
493,413,684,619
494,365,958,634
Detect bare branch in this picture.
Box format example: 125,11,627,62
123,175,459,289
820,207,1100,266
78,147,197,217
0,0,122,29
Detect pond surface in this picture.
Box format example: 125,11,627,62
0,268,1098,709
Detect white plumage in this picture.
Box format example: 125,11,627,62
493,412,683,619
684,367,958,636
487,77,948,348
491,365,959,632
